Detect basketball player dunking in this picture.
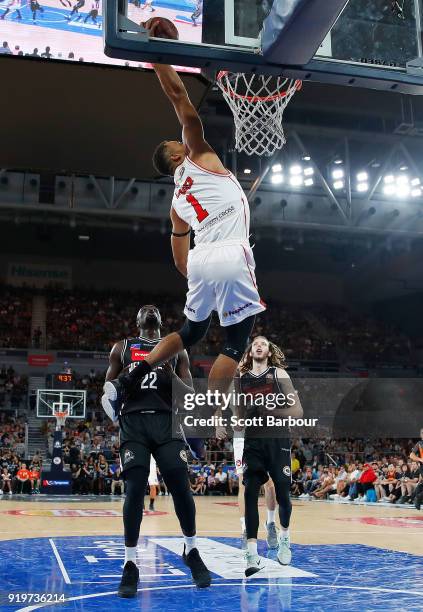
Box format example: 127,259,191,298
103,55,266,425
102,305,211,597
237,336,302,576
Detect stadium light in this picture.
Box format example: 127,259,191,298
357,182,369,192
290,165,302,175
357,171,368,182
304,167,314,176
290,175,303,187
411,178,421,186
304,178,314,187
333,180,344,190
271,173,284,185
383,184,396,196
332,168,344,179
384,175,395,184
396,175,409,186
411,188,422,197
302,155,311,161
244,168,251,174
396,185,410,198
272,163,282,173
334,159,343,165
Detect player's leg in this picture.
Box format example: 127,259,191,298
117,413,152,598
1,8,10,19
267,439,292,565
153,413,211,588
208,315,256,406
243,438,268,576
120,464,149,597
264,479,279,549
148,456,158,511
233,435,247,548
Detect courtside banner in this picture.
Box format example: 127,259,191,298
171,377,422,439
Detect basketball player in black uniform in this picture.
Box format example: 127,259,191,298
237,336,302,576
102,305,211,597
65,0,84,20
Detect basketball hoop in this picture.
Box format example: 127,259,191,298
54,411,68,431
216,71,302,157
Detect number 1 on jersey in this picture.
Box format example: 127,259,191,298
186,193,209,223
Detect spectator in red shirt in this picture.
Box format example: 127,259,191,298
356,463,377,500
15,463,31,494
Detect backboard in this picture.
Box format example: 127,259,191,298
104,0,423,94
36,389,86,420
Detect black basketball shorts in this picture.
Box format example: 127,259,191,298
243,437,292,486
119,411,187,475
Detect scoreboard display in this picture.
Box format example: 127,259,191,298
48,372,75,390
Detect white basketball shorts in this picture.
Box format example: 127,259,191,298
184,240,266,327
148,456,159,486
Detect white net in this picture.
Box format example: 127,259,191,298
217,72,301,157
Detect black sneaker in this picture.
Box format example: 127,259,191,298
149,502,155,511
415,494,423,511
118,561,139,598
182,546,211,588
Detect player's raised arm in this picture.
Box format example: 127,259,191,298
170,206,191,278
151,63,209,157
105,341,124,381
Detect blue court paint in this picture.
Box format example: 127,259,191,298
0,536,422,611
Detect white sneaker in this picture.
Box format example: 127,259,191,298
277,534,292,566
265,521,279,549
245,553,265,577
329,494,339,499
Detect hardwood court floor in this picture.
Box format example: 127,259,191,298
0,495,421,555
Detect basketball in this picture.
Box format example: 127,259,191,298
142,17,179,40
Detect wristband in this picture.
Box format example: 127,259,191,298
172,229,191,237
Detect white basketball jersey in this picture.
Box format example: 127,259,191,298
172,156,250,246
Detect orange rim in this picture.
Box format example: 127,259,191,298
217,71,302,102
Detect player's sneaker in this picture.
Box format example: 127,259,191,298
182,546,211,588
149,502,155,511
118,561,139,598
415,493,423,511
241,530,247,551
277,534,292,566
265,521,279,549
245,553,265,577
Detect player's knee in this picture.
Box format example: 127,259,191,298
177,316,211,349
221,315,256,362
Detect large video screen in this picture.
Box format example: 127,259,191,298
0,0,202,70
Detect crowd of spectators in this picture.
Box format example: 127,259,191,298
0,447,42,495
0,286,32,349
0,365,28,411
0,413,26,457
0,285,415,365
0,41,88,62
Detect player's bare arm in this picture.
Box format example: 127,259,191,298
175,349,193,388
105,341,124,382
170,206,190,278
151,62,227,173
276,367,303,418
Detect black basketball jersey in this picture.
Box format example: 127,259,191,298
120,336,178,415
239,366,281,410
239,366,289,439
